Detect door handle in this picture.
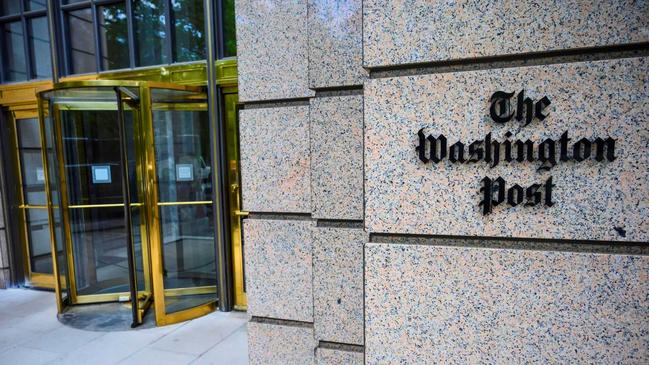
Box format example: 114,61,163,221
235,210,249,217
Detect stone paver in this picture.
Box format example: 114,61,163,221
0,289,249,364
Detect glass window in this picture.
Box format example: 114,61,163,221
2,21,28,82
66,8,96,74
17,118,47,206
134,0,169,67
28,17,52,79
222,0,236,57
0,2,21,16
172,0,205,62
26,209,53,274
98,2,130,70
25,0,47,11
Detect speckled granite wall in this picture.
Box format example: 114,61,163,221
365,57,649,241
235,0,314,102
248,322,316,365
239,106,311,213
316,347,364,365
363,0,649,68
243,219,314,322
235,0,648,364
365,243,649,364
308,0,367,88
237,0,367,362
311,95,364,220
313,227,367,344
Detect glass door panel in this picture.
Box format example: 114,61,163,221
14,117,54,286
40,101,70,311
149,87,217,324
60,109,135,297
37,81,216,326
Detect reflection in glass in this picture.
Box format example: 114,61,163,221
160,205,216,313
26,0,47,11
17,118,46,206
0,2,20,16
70,207,129,295
173,0,206,62
153,108,216,313
134,0,169,66
61,110,138,206
222,0,237,57
26,209,53,274
99,3,130,70
44,112,69,300
59,106,141,296
2,21,27,82
28,17,52,79
154,110,211,203
67,8,97,74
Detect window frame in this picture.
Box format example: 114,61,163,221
0,0,236,81
0,0,50,83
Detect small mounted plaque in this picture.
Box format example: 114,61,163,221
91,165,112,184
36,167,45,182
176,164,194,181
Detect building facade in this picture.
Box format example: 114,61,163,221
1,0,648,364
234,1,648,364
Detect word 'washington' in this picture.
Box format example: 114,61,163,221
415,90,617,215
415,130,616,171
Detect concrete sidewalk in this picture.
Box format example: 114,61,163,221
0,288,248,365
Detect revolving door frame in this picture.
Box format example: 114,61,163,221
37,80,222,326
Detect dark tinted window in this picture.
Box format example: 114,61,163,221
2,21,28,81
67,8,96,74
26,0,47,11
134,0,169,66
28,17,52,79
173,0,205,62
0,2,21,16
222,0,236,57
98,3,130,70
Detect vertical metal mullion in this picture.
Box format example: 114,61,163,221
204,0,232,312
91,2,101,72
58,3,70,75
125,0,135,68
165,0,173,63
47,0,61,81
215,0,224,59
0,20,5,82
115,88,140,327
20,1,33,80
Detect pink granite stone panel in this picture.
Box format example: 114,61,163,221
248,322,316,365
313,227,367,344
365,57,649,241
236,0,315,102
365,243,649,364
244,219,314,322
308,0,367,88
311,95,364,220
316,347,364,365
240,106,311,213
363,0,649,68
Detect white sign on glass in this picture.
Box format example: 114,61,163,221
92,165,112,184
36,167,45,182
176,164,194,181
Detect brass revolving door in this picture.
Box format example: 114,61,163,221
38,80,218,327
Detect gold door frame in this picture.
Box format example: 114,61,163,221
37,80,225,325
7,111,55,288
2,59,245,323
